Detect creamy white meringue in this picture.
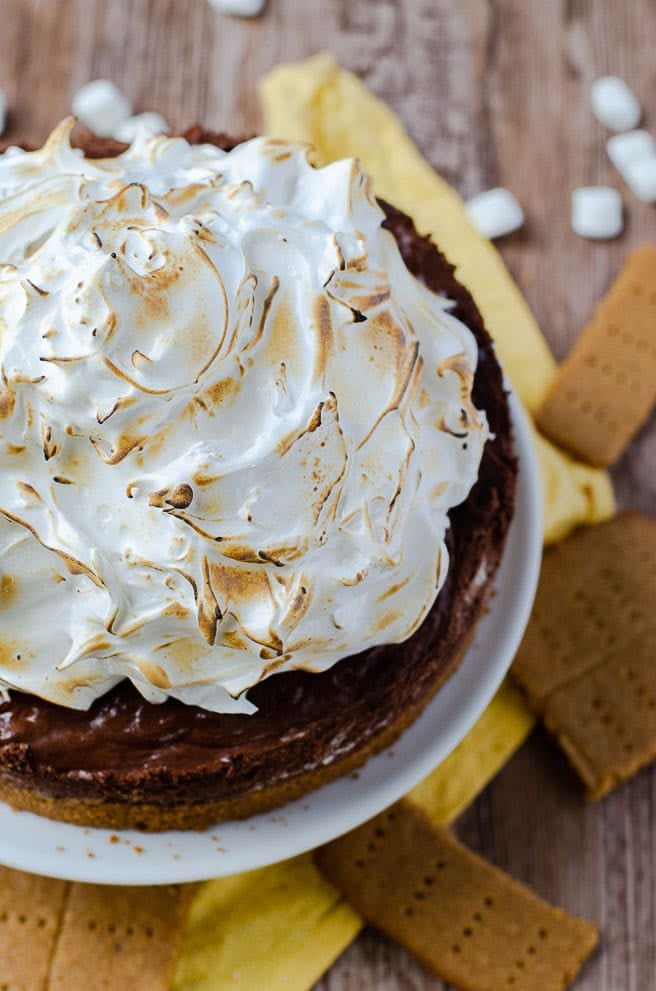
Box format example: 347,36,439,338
0,119,488,713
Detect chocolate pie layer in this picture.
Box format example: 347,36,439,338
0,131,517,830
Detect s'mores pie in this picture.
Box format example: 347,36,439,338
0,122,516,830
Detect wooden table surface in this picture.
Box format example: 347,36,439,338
1,1,655,989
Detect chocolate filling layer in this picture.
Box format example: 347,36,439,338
0,132,517,810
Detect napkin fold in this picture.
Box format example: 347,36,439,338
173,54,614,991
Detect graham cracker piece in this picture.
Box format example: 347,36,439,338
512,512,656,711
315,801,598,991
48,881,195,991
0,866,69,991
535,243,656,467
544,631,656,800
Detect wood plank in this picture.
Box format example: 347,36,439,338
0,1,653,989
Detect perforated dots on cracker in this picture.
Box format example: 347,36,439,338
0,866,69,991
315,801,598,991
536,244,656,467
513,512,656,798
48,882,195,990
544,632,656,800
513,512,656,711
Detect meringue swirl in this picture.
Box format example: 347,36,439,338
0,120,488,713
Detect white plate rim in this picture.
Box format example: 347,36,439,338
0,389,542,884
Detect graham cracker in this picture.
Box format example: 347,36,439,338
512,512,656,711
544,631,656,800
535,243,656,467
47,882,196,991
315,800,598,991
0,866,69,991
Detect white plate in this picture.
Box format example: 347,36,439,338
0,390,542,885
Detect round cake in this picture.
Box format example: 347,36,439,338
0,123,516,830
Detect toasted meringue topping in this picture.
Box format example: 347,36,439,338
0,119,488,713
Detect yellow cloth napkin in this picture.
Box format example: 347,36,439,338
173,683,533,991
173,54,615,991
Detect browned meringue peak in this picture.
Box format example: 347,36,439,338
0,120,487,712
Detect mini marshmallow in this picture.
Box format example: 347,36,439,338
571,186,623,240
112,111,170,144
590,76,641,132
465,187,525,240
607,129,655,174
71,79,132,138
207,0,266,16
0,91,6,137
622,156,656,203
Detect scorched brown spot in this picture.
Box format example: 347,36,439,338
201,376,238,409
217,545,263,564
0,641,30,670
24,279,48,297
101,356,168,396
162,182,217,211
247,276,280,353
339,570,367,587
17,481,42,502
136,662,171,690
261,656,289,678
108,183,149,214
226,179,254,200
263,298,300,371
279,582,313,632
131,349,153,369
199,558,285,654
372,608,402,635
56,672,106,695
104,312,117,342
438,352,473,395
192,470,220,488
148,488,168,509
438,352,481,426
223,629,250,651
0,389,15,420
165,484,194,510
0,573,18,607
314,295,333,377
41,422,61,460
91,431,145,465
345,255,369,272
377,575,411,603
350,286,391,311
429,481,450,501
208,561,271,609
128,269,173,324
259,139,297,164
71,634,112,658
